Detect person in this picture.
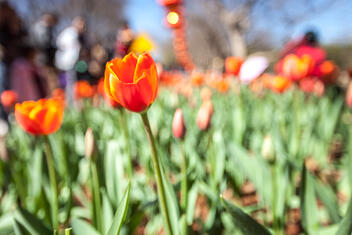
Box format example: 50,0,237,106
278,31,326,65
55,16,87,103
30,12,58,67
115,21,134,57
10,45,48,102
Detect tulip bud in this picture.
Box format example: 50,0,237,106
196,100,213,131
346,82,352,107
172,109,186,139
85,128,96,159
261,135,275,163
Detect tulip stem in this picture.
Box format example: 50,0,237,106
141,112,173,235
271,164,279,235
119,110,133,178
179,141,188,213
90,159,103,233
43,136,59,230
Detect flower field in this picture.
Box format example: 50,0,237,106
2,77,352,234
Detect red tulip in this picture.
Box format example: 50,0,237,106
15,98,64,135
225,57,243,76
104,52,158,113
281,54,315,81
196,100,213,130
74,80,95,99
1,90,17,108
172,108,186,139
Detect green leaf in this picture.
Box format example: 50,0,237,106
220,196,271,235
13,219,29,235
313,177,341,223
300,164,319,234
335,199,352,235
15,207,52,235
71,218,100,235
107,182,131,235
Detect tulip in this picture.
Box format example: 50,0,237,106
200,87,212,101
191,73,204,87
299,77,325,97
197,100,213,130
318,61,339,84
261,135,275,163
346,82,352,107
104,52,158,113
281,54,315,81
15,98,64,136
74,80,95,99
225,57,243,76
172,108,186,139
1,90,17,109
263,75,291,93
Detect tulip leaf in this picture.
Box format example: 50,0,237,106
15,207,52,235
220,196,272,235
71,218,100,235
313,177,341,223
300,163,319,234
107,182,131,235
335,198,352,235
13,219,28,235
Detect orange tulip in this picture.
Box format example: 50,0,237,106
299,77,325,97
200,87,212,101
191,73,204,87
318,61,339,84
104,52,158,113
346,82,352,107
263,75,291,93
281,54,315,81
74,80,95,99
1,90,17,108
196,100,213,131
225,57,243,76
172,108,186,139
15,98,64,135
97,78,105,96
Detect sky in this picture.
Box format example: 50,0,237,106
126,0,352,46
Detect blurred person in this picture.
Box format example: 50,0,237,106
30,12,58,67
10,45,48,102
115,21,134,57
276,31,326,75
55,16,87,103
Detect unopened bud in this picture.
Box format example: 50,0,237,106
85,128,96,159
196,100,213,131
172,108,186,139
261,135,275,163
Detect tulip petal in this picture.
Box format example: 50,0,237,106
110,53,138,83
134,53,158,100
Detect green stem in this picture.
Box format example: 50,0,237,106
43,136,59,230
271,164,278,235
90,159,103,233
141,113,173,235
65,228,72,235
179,141,188,213
119,110,133,177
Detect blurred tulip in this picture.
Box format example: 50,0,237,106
158,0,181,6
172,108,186,139
85,128,96,159
1,90,17,109
346,82,352,107
299,77,325,97
213,79,230,93
197,100,213,130
263,74,291,93
104,52,158,113
74,80,95,99
239,56,269,84
15,98,64,135
225,57,243,76
191,73,204,87
261,135,275,163
318,61,339,84
281,54,315,81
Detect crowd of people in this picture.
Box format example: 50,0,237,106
0,1,135,118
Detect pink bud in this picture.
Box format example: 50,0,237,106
172,108,186,139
